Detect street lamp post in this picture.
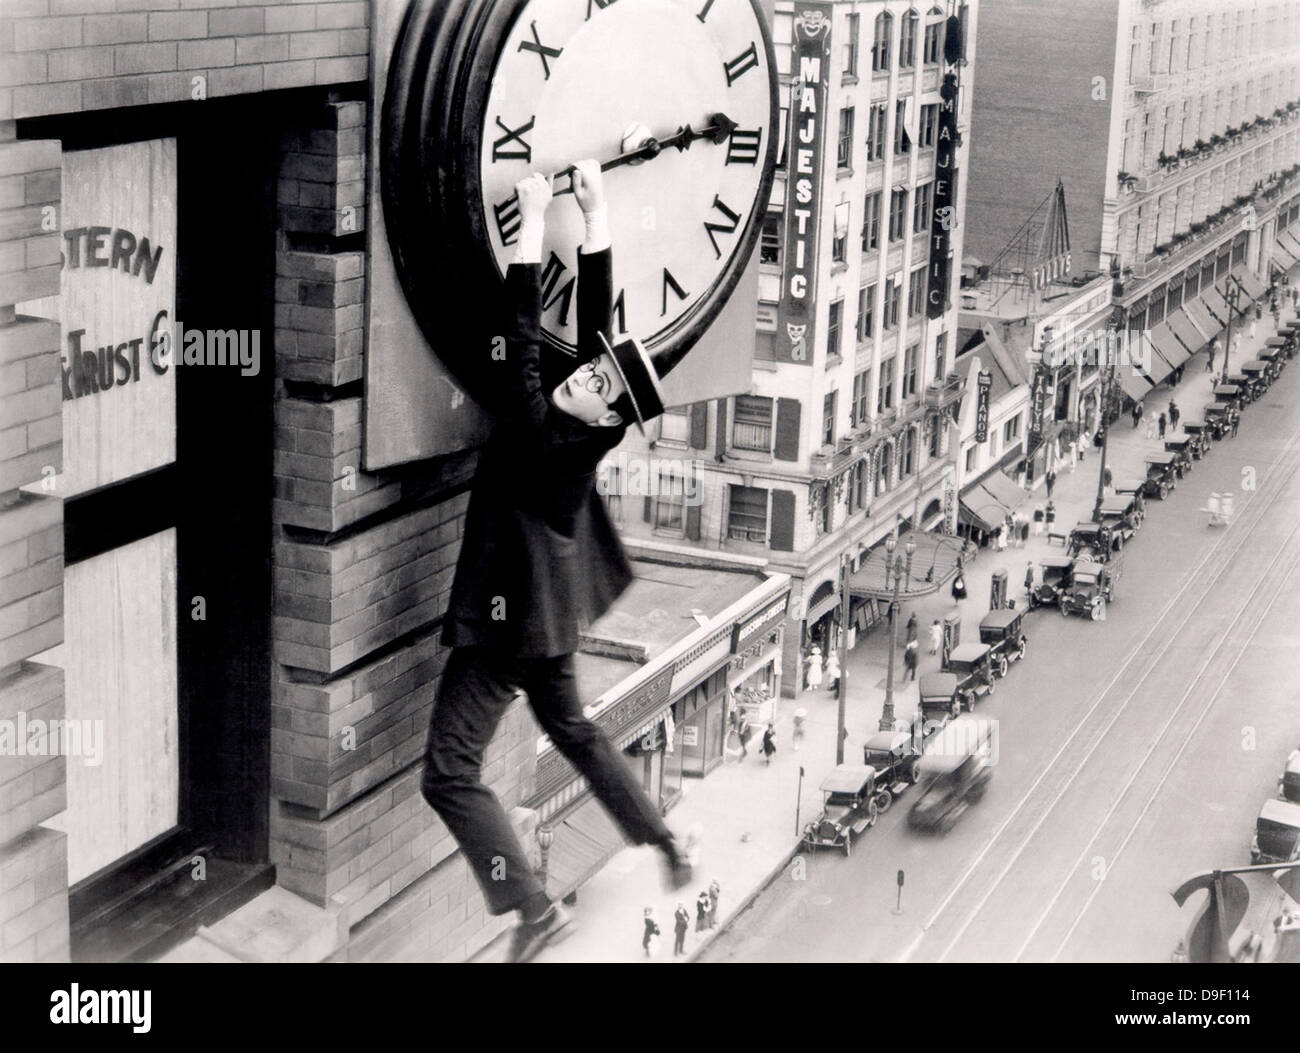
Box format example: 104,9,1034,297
1220,276,1246,385
535,825,553,889
879,536,916,732
835,552,850,764
1092,324,1119,523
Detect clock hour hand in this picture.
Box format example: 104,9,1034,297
552,113,738,196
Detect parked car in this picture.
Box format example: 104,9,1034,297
1027,556,1075,610
1164,436,1194,477
861,730,923,812
1259,345,1284,380
1225,371,1260,403
1240,360,1270,396
1212,383,1244,411
907,717,995,833
978,608,1028,678
918,672,962,725
1059,557,1120,620
1250,798,1300,865
1142,452,1180,500
1279,749,1300,804
943,642,997,709
1203,404,1231,440
1181,419,1212,457
1067,520,1123,562
1097,494,1143,542
803,764,881,856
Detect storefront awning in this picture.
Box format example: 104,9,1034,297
804,587,841,627
1276,234,1300,265
979,469,1026,511
1182,297,1222,340
1119,371,1154,403
544,795,627,900
849,531,966,600
1236,268,1268,303
1147,320,1189,373
957,492,1002,532
1168,308,1208,355
1280,230,1300,259
1199,286,1231,325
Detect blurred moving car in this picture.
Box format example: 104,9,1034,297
907,717,995,834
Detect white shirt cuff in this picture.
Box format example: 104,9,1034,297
512,218,545,265
580,204,611,255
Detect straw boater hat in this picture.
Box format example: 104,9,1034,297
596,331,667,434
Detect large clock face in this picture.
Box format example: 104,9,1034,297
472,0,777,357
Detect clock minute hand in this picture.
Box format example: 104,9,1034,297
552,113,738,196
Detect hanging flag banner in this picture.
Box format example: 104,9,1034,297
775,2,832,365
974,369,992,442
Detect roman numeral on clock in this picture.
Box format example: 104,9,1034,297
662,269,690,316
726,127,762,165
518,20,562,79
492,194,521,246
697,0,716,22
541,251,577,327
612,288,628,335
586,0,618,19
492,115,536,162
724,42,759,85
703,196,742,259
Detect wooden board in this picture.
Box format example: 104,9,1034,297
36,530,180,886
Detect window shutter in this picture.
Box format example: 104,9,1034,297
770,489,795,551
686,501,702,541
774,398,801,461
714,398,728,459
643,495,653,522
689,401,708,449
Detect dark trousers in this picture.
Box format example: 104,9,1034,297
674,928,687,955
420,647,672,915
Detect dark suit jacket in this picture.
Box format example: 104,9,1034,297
441,249,634,658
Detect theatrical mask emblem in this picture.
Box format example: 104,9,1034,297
797,9,828,36
937,206,956,232
786,322,807,359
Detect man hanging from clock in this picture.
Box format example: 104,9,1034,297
420,160,698,963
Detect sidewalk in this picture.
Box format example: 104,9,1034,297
482,294,1300,964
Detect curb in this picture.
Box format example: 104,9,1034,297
684,836,803,963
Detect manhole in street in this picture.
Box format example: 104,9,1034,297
810,895,833,907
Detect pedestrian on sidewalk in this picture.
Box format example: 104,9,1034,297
1158,412,1167,439
1230,407,1240,437
906,611,918,648
708,879,721,928
735,710,752,759
1045,470,1056,500
1025,560,1036,602
695,890,710,932
1169,400,1179,429
929,618,942,656
1018,516,1030,546
904,640,919,681
643,907,661,958
824,651,841,694
994,523,1006,552
1207,338,1218,373
1068,437,1078,471
804,645,823,692
761,723,777,764
792,707,807,751
1131,401,1143,428
1032,507,1044,537
673,903,690,956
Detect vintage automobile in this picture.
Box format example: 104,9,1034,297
1203,403,1232,440
1250,798,1300,865
1259,344,1284,380
907,717,995,833
1181,419,1212,457
1027,556,1075,610
1142,452,1181,500
1241,360,1270,395
978,608,1028,678
944,642,998,709
918,672,962,724
1067,520,1123,562
1098,494,1144,541
803,764,881,856
1224,373,1258,404
861,730,923,812
1163,435,1194,477
1212,383,1244,411
1059,557,1120,620
1279,749,1300,804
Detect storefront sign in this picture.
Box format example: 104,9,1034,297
774,3,832,365
941,463,958,534
731,595,789,654
681,726,699,748
1027,363,1048,454
27,141,178,499
974,370,992,442
927,48,962,319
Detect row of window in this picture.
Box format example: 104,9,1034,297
764,182,934,273
840,102,942,168
1121,93,1298,175
1131,8,1300,81
844,10,945,78
962,413,1023,472
1125,235,1248,333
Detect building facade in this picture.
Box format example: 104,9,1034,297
610,0,978,695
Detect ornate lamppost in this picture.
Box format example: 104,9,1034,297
879,535,916,732
535,825,554,889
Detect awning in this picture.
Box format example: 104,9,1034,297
1167,309,1207,355
804,587,841,626
1199,286,1231,326
1276,235,1300,265
1236,268,1268,303
979,469,1026,510
958,491,1004,532
1183,296,1222,339
1119,371,1154,403
1281,230,1300,258
849,531,966,600
1148,319,1189,372
544,795,627,900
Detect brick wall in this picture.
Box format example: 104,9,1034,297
269,100,540,961
0,0,370,120
0,123,68,963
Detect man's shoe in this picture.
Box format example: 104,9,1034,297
506,904,574,963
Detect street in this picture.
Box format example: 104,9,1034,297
701,354,1300,963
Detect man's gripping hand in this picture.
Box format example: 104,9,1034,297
512,173,552,265
570,160,610,254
